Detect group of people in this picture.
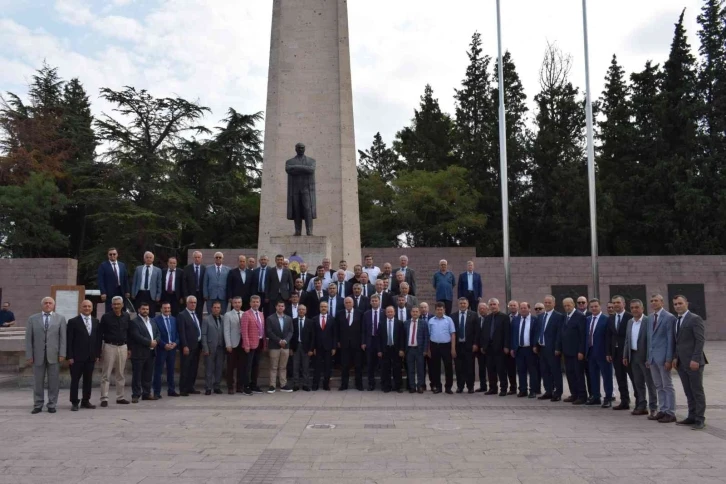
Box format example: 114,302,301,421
24,250,707,431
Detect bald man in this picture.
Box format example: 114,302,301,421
132,251,162,316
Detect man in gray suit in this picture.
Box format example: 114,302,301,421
202,301,226,395
265,300,293,393
25,297,67,414
647,294,677,422
622,299,657,417
204,252,230,315
132,251,163,316
672,294,708,430
223,296,244,394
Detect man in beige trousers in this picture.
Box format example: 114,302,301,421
265,301,293,393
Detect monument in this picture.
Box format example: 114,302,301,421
257,0,362,266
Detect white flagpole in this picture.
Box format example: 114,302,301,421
496,0,512,303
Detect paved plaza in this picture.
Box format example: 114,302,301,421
2,344,726,484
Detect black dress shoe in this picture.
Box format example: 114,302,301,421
31,408,42,414
692,421,706,430
397,388,404,393
585,397,601,406
563,396,575,403
572,399,586,405
311,386,319,391
356,386,364,391
475,387,487,393
550,396,561,402
417,387,424,394
456,388,464,394
180,392,189,397
528,392,536,398
168,392,180,397
323,385,331,391
205,390,212,395
409,388,416,393
658,415,676,423
367,386,375,391
155,394,163,399
507,389,516,395
499,391,507,397
293,386,300,392
47,407,56,413
445,389,453,394
432,389,441,394
117,399,130,404
613,401,630,410
648,411,664,421
131,397,139,403
484,389,498,395
100,401,108,407
302,386,311,392
601,398,612,408
517,392,527,398
190,390,201,395
81,401,96,409
383,389,391,393
677,418,696,425
214,389,223,394
467,389,475,394
538,393,553,400
338,386,348,391
71,404,79,412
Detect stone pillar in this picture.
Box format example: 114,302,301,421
257,0,362,266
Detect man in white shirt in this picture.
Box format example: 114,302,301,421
622,299,657,417
362,254,381,281
128,303,160,403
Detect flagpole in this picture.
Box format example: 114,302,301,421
581,0,600,299
496,0,512,303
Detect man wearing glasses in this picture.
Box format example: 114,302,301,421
97,248,130,314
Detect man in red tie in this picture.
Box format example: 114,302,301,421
241,295,266,396
336,297,363,391
405,307,429,393
312,301,336,391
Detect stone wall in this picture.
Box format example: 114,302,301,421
0,258,78,327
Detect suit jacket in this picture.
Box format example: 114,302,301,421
25,312,67,365
623,317,648,363
265,267,294,303
606,311,633,357
373,292,394,311
128,316,160,360
241,309,266,351
480,312,510,353
394,306,411,323
559,311,586,357
392,267,417,296
337,309,363,349
182,264,206,297
322,295,344,320
344,278,362,297
674,311,708,366
362,307,384,350
331,280,350,299
404,318,430,349
204,264,230,301
177,309,201,349
265,313,293,350
202,314,225,353
154,314,179,347
537,310,564,350
97,260,129,297
297,272,314,290
66,315,101,362
161,268,183,302
352,295,370,314
304,290,325,318
377,318,406,352
456,271,483,300
223,309,244,348
132,264,163,300
646,310,676,365
358,283,375,298
451,309,480,351
585,313,609,360
226,268,253,304
290,316,315,353
510,314,540,353
251,265,271,296
313,313,337,351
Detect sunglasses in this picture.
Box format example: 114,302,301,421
534,307,544,311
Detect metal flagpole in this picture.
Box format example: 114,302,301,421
496,0,512,303
581,0,599,299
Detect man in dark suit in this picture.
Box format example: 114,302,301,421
583,299,613,407
226,255,253,311
345,264,364,296
128,302,161,403
66,300,102,411
404,306,429,393
451,298,479,394
161,257,183,316
296,262,314,289
536,295,564,401
322,283,344,321
305,278,325,318
377,263,395,293
394,295,411,323
351,284,370,314
672,295,708,430
577,296,591,316
377,306,406,393
337,297,363,391
373,280,393,310
457,261,483,311
607,295,636,410
480,298,510,396
474,302,489,392
290,303,314,391
264,255,294,315
362,295,384,391
182,251,205,320
510,302,540,398
312,301,336,391
153,302,179,398
559,298,587,404
177,296,202,396
392,255,417,296
251,255,270,317
504,300,519,395
97,247,130,313
291,278,306,304
332,270,349,299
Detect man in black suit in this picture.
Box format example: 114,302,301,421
372,279,393,310
377,306,406,393
290,303,314,391
345,264,364,295
607,295,635,410
394,294,411,323
558,297,588,404
296,262,314,289
66,300,102,411
332,270,349,299
182,251,205,319
305,278,325,318
359,272,375,298
362,295,384,391
351,284,370,314
322,283,344,321
292,278,306,303
161,257,183,316
226,254,253,311
504,300,519,395
474,302,489,392
480,298,511,396
536,295,564,401
393,255,417,296
128,302,161,403
312,301,336,391
337,297,363,391
251,255,270,317
177,296,202,396
264,254,294,315
451,298,479,394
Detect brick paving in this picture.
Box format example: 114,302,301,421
2,343,726,483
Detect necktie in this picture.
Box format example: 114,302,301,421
540,313,548,345
192,312,200,339
217,266,221,276
589,317,596,347
339,283,343,296
410,319,417,345
144,266,150,290
676,316,682,337
388,319,393,346
479,316,484,330
374,311,378,335
363,286,367,296
260,268,266,292
165,317,170,337
44,313,50,331
348,311,352,326
85,317,91,335
298,318,303,342
167,270,173,292
355,297,359,308
194,266,200,291
400,308,405,322
459,313,465,339
113,262,120,286
519,317,526,346
255,311,262,334
321,315,326,331
616,314,621,331
490,316,495,338
652,313,658,331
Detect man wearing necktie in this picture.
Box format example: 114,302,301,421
535,295,564,401
203,252,230,316
132,251,162,317
182,251,206,320
583,299,614,408
405,307,429,393
202,302,227,395
334,270,348,299
336,297,363,391
362,295,383,391
510,302,540,398
97,247,130,314
252,256,270,318
161,257,183,316
646,294,677,423
66,300,100,411
457,261,483,311
153,302,179,398
178,296,203,396
474,302,489,393
396,295,411,323
377,306,405,393
606,295,636,410
312,301,337,391
128,302,161,403
290,304,314,391
265,300,294,393
223,297,245,394
451,298,479,393
241,296,267,395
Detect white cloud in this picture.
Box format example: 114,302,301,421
54,0,95,26
92,15,144,42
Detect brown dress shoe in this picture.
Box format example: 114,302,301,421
648,411,664,421
658,414,676,423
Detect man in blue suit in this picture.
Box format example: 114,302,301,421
535,295,564,401
457,261,483,311
203,252,230,315
559,298,587,405
97,247,130,313
583,299,613,407
132,251,163,317
153,302,179,398
646,294,677,422
404,306,429,393
510,302,540,398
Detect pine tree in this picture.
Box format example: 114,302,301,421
358,132,401,182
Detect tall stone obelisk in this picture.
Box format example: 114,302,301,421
257,0,361,266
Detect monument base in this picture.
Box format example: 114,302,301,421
267,235,331,267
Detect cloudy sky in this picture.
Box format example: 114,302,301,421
1,0,701,154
